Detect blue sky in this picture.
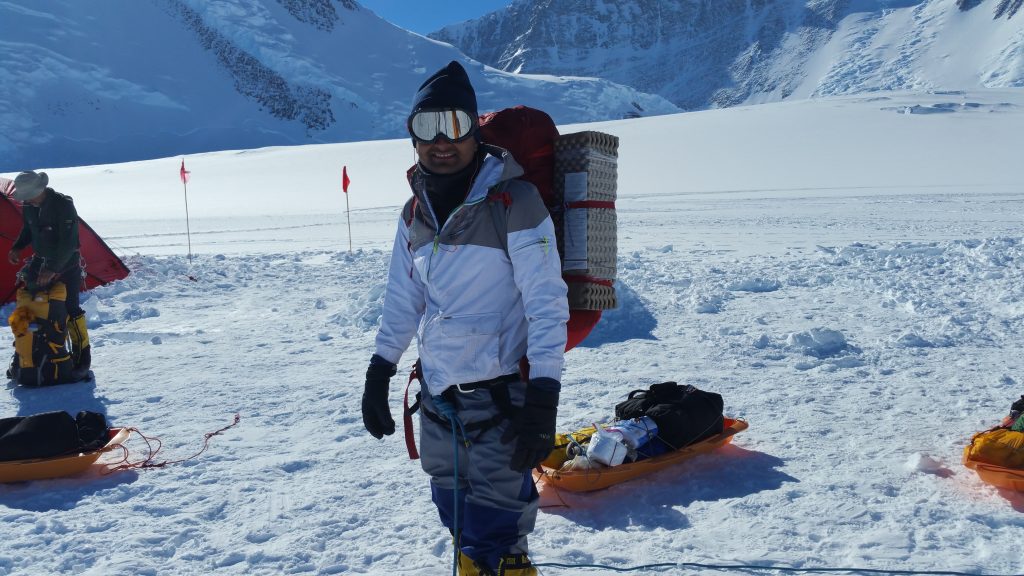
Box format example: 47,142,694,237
358,1,513,34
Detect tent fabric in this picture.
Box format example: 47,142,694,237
1,184,130,305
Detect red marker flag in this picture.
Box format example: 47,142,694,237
180,159,191,184
342,165,352,251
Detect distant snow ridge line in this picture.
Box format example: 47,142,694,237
995,0,1024,18
959,0,1024,17
274,0,358,31
956,0,984,9
155,0,335,131
880,100,1019,115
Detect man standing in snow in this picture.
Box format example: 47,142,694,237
361,61,568,576
7,170,92,380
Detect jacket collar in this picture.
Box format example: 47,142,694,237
408,143,524,204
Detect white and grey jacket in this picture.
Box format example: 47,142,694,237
374,146,569,397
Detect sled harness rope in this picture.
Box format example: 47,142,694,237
102,413,240,473
530,560,1024,575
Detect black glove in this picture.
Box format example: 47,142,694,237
501,378,560,471
362,354,397,439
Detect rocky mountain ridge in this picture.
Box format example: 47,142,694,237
431,0,1023,111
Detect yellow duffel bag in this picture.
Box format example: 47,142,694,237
965,428,1024,469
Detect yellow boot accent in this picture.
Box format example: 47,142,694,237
457,549,482,576
495,553,537,576
69,313,90,354
9,307,36,369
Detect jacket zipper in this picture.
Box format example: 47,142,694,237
513,236,552,254
427,201,476,280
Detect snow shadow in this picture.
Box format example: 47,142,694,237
539,445,795,530
0,468,139,512
575,281,657,348
996,488,1024,514
7,377,108,420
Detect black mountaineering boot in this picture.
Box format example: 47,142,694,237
479,554,537,576
5,353,18,380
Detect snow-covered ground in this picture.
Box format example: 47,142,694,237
2,90,1024,575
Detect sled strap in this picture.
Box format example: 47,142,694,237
564,275,614,287
565,200,615,210
403,360,423,460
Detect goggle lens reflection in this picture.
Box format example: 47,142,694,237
409,109,475,143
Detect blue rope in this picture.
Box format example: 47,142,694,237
432,395,469,576
532,561,1024,575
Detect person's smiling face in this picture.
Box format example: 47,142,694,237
415,136,477,174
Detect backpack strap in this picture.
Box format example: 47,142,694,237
486,182,512,257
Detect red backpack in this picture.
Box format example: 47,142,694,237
478,106,559,211
478,106,615,351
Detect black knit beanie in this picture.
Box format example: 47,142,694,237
410,61,478,118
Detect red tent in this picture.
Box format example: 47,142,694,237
1,178,130,305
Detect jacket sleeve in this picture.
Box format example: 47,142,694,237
40,198,79,273
506,184,569,383
374,212,426,366
12,213,31,251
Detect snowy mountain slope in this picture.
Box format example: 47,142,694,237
431,0,1024,110
0,0,678,172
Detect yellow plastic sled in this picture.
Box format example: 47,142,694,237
963,458,1024,492
962,427,1024,492
963,443,1024,492
536,418,748,493
0,427,131,483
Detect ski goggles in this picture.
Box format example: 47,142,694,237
408,109,476,143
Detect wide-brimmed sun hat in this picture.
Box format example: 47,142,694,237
13,171,49,201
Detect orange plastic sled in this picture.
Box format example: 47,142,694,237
963,451,1024,492
535,417,748,493
0,427,131,483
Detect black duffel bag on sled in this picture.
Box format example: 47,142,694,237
614,381,724,449
0,411,109,462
